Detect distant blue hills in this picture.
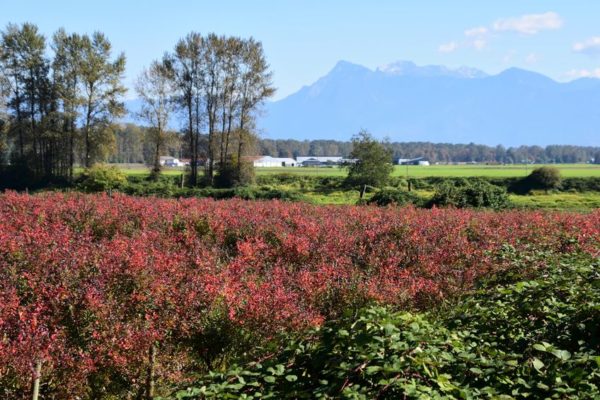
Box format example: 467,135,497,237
124,60,600,146
259,61,600,146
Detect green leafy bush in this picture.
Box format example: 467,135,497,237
527,166,562,192
256,174,346,191
214,156,256,188
77,164,127,192
233,186,301,201
559,177,600,192
367,188,424,206
173,253,600,399
429,179,511,209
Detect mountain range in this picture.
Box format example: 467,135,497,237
258,61,600,146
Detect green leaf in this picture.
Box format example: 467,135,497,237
550,349,571,361
365,366,382,375
532,358,544,371
537,382,550,390
384,323,396,334
533,343,547,352
285,375,298,382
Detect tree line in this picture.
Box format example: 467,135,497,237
0,23,274,187
111,133,600,167
258,139,600,164
0,23,126,182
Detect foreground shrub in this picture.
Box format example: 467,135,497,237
175,253,600,399
0,193,598,398
77,164,127,192
429,179,511,209
367,188,424,207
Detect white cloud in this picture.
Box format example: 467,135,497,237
573,37,600,56
493,12,563,35
565,68,600,79
440,12,562,56
525,53,539,64
438,41,458,53
464,26,488,37
472,39,487,51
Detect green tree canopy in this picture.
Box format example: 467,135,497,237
344,130,393,190
527,166,562,192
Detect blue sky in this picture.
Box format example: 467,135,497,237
3,1,600,99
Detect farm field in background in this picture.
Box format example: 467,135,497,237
105,163,600,178
78,163,600,211
256,164,600,178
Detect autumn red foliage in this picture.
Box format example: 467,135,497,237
0,192,598,398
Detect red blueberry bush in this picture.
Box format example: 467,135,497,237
0,192,598,398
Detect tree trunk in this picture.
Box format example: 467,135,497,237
236,109,246,177
220,103,227,167
69,119,75,181
204,98,215,186
153,140,161,176
31,359,42,400
224,101,233,168
14,82,24,159
85,98,93,168
145,343,156,400
153,122,162,179
186,93,196,185
29,68,38,175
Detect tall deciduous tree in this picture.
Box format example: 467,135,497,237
164,32,203,185
135,60,176,178
0,23,127,187
234,37,274,182
0,23,66,180
0,23,47,164
52,29,83,179
0,63,9,163
78,32,126,167
165,33,274,187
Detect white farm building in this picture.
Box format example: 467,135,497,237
252,156,298,167
296,156,343,166
159,156,184,167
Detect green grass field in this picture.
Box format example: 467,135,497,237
509,192,600,211
102,163,600,211
110,163,600,178
299,190,600,211
254,164,600,178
